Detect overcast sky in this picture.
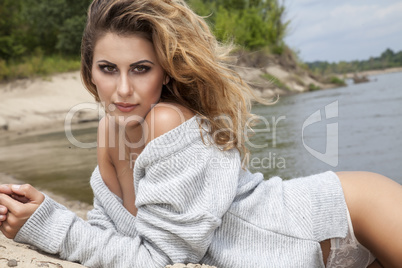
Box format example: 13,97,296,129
283,0,402,63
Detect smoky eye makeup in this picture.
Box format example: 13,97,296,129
98,64,117,73
96,59,154,74
132,65,151,73
130,60,154,74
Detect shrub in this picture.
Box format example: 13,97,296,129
261,73,289,90
308,83,320,91
328,76,346,87
0,55,80,81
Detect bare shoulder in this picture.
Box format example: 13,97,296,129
336,171,402,267
144,102,195,145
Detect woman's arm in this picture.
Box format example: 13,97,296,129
337,171,402,267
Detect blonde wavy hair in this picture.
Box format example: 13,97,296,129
81,0,270,166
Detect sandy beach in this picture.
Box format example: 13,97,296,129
0,71,98,135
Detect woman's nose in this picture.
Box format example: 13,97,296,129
117,74,133,98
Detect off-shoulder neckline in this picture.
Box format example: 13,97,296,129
135,115,205,164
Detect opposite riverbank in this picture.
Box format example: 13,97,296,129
344,66,402,78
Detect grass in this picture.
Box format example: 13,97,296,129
308,83,321,91
326,76,346,87
290,73,305,86
0,54,81,82
261,73,290,90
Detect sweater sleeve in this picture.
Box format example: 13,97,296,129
15,194,169,267
86,196,118,232
14,143,241,267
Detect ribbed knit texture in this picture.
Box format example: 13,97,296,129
14,115,348,268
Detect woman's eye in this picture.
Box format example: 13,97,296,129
99,65,116,73
105,66,116,72
133,65,150,73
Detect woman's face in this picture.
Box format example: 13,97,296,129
91,32,167,128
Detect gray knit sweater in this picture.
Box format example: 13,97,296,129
15,115,348,267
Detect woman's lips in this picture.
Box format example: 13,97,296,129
114,102,138,113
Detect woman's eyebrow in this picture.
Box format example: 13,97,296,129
95,59,154,66
130,60,154,67
96,60,117,67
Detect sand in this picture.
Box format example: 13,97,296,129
0,71,98,135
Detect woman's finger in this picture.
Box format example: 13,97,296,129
0,221,16,239
0,193,21,215
0,205,8,215
11,194,30,204
0,185,13,195
10,184,44,204
0,205,7,224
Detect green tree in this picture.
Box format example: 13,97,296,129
20,0,68,54
57,15,87,56
236,7,270,49
0,0,26,60
380,48,395,67
264,0,289,53
188,0,289,53
307,48,402,75
21,0,91,56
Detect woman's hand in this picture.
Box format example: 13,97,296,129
0,184,44,239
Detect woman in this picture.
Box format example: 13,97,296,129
0,0,401,267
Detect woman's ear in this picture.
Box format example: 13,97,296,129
163,75,170,85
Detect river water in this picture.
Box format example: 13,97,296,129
249,72,402,184
0,72,401,203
